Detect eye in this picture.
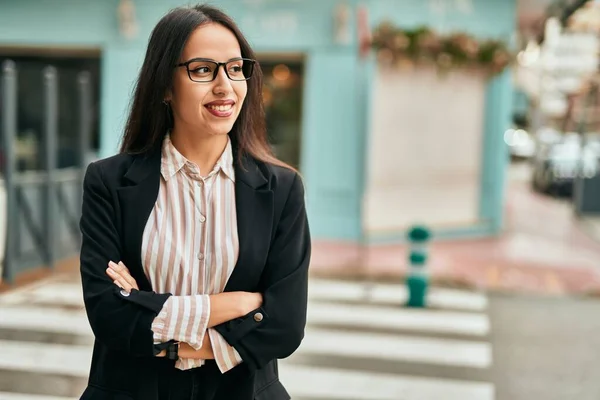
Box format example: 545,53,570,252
227,62,244,76
191,66,212,74
187,61,215,76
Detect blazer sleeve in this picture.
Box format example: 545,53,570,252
214,172,311,371
79,161,171,357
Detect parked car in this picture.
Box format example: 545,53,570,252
531,131,600,197
505,127,536,159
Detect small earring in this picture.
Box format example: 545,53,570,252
162,99,169,106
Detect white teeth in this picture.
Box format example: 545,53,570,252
207,104,233,112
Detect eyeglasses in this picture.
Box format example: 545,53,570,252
176,57,256,82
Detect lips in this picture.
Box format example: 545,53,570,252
204,100,235,118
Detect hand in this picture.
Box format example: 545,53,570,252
178,338,215,360
106,261,139,292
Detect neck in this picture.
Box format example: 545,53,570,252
170,128,229,176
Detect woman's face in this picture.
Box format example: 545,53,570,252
168,22,248,138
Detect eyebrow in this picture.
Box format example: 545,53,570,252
184,56,244,63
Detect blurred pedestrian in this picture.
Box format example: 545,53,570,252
78,4,311,399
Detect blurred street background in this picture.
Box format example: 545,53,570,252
2,0,600,399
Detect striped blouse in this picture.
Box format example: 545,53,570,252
142,134,242,373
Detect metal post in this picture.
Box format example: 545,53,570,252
406,225,432,308
77,71,92,215
43,66,58,269
1,60,17,283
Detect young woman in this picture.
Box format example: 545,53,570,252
79,4,310,400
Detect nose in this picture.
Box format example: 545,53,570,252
213,65,233,94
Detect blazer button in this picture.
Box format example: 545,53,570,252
253,312,263,322
120,289,130,297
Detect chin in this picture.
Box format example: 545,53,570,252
208,125,234,137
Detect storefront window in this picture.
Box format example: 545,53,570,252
260,59,304,170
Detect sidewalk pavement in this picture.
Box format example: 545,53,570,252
580,216,600,244
310,180,600,297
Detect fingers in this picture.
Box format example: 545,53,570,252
108,260,129,274
106,261,140,291
117,261,139,290
109,275,131,291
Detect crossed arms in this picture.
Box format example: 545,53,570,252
79,161,311,372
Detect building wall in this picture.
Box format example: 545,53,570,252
365,66,487,235
0,0,516,242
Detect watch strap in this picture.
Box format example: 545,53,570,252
153,339,177,357
166,341,180,360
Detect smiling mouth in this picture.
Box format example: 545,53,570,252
206,104,233,112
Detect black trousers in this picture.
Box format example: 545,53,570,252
158,360,221,400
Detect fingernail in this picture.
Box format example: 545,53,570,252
108,261,117,269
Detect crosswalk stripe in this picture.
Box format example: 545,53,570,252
0,393,76,400
0,277,494,400
0,307,90,336
1,279,488,313
0,328,491,379
278,363,494,400
309,279,488,311
0,302,489,344
299,327,492,368
0,283,83,309
0,340,90,377
307,301,490,337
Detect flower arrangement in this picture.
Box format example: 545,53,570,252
370,22,513,76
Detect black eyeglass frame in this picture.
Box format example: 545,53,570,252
176,57,257,82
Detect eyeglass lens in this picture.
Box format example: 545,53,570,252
187,59,253,82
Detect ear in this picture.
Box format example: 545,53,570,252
164,88,173,103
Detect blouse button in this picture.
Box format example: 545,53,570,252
197,253,204,261
199,215,206,223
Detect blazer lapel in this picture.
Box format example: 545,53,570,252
225,155,274,292
113,147,273,293
115,150,161,292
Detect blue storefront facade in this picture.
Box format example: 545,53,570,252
0,0,516,243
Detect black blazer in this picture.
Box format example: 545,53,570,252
78,146,311,400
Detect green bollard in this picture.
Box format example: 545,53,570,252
406,225,431,308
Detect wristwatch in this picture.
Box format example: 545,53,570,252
166,341,180,360
153,340,179,359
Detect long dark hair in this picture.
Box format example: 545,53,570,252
120,4,292,171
